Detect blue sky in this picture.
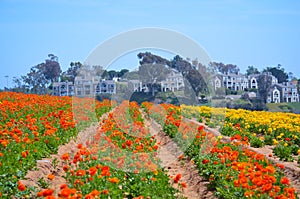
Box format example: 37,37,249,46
0,0,300,88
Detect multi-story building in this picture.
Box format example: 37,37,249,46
275,81,299,103
160,69,184,92
128,69,184,93
267,86,281,103
248,72,278,90
217,73,249,91
52,81,74,96
212,72,279,93
53,69,116,97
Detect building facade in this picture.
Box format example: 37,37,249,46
160,69,185,92
52,81,74,96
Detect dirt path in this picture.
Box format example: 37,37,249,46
188,118,300,196
145,116,216,199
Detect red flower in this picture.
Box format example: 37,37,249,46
17,181,26,191
89,167,98,176
101,166,110,176
280,177,290,185
174,174,182,183
202,159,210,164
76,170,86,176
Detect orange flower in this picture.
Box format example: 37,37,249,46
102,189,109,194
61,153,69,161
21,151,28,158
76,170,86,177
108,177,119,183
47,174,55,180
59,187,72,197
181,182,187,188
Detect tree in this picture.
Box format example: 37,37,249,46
138,63,170,96
137,52,209,97
209,62,239,74
246,66,260,76
257,73,272,103
170,55,208,96
264,65,288,83
123,71,139,80
61,62,83,82
138,52,171,66
44,54,61,83
118,69,129,77
108,70,117,80
22,63,49,94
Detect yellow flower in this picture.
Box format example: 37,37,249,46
273,139,279,145
298,149,300,155
268,128,272,133
217,135,223,140
284,143,288,147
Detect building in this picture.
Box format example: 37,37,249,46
276,82,299,103
52,81,74,96
218,73,249,91
95,80,116,94
53,69,116,97
128,69,184,93
248,74,259,89
160,69,184,92
248,72,278,90
267,86,281,103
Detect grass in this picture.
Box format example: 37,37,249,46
267,102,300,113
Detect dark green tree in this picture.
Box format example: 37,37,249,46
264,65,288,83
246,66,260,76
61,62,82,82
44,54,61,83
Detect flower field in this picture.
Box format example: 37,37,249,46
181,105,300,162
0,92,299,198
0,92,112,198
142,102,299,199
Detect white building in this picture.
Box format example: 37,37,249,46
267,86,281,103
53,81,74,96
160,69,184,92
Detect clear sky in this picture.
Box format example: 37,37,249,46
1,0,300,89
